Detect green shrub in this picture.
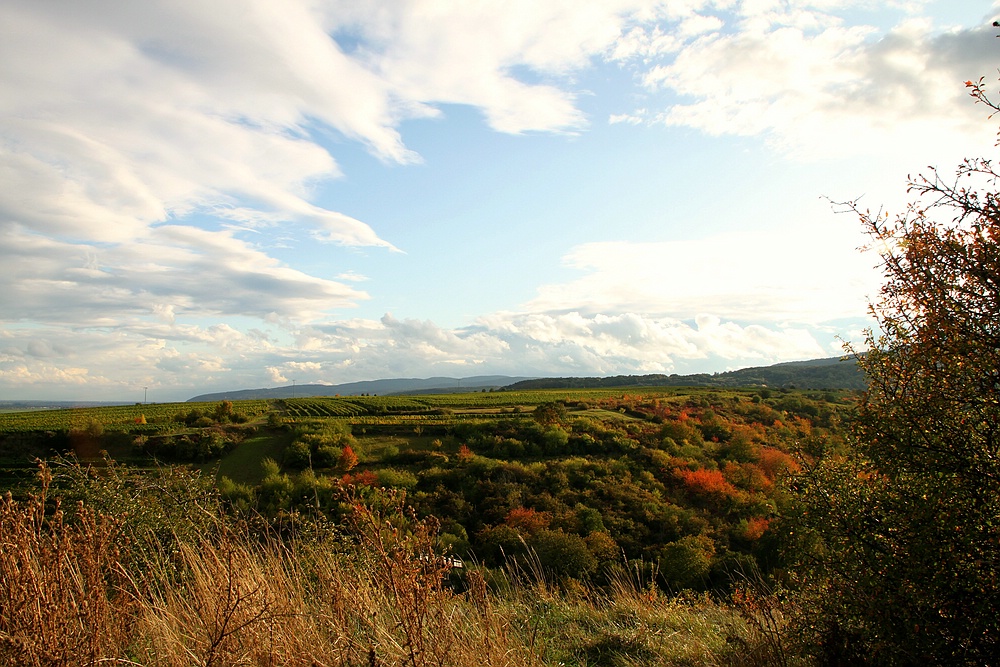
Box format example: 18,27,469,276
375,468,418,490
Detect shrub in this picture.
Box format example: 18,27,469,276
529,529,597,579
375,468,418,490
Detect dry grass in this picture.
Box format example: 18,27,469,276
0,470,137,666
0,480,538,666
0,465,794,666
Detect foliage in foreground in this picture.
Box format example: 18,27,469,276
790,79,1000,664
0,461,797,667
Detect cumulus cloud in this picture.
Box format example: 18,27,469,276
0,300,849,400
230,310,830,392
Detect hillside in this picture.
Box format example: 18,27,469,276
504,355,864,391
1,384,855,664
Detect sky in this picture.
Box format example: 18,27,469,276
1,0,998,402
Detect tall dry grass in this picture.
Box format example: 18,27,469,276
0,463,792,666
0,467,137,666
0,470,539,666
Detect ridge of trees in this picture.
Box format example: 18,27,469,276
504,356,864,391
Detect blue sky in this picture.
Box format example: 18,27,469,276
1,0,997,401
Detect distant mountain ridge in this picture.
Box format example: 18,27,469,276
503,356,864,391
187,375,536,402
187,357,864,402
0,400,130,413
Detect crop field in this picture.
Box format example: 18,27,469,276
0,400,273,433
280,398,368,418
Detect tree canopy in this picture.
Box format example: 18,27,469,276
796,77,1000,665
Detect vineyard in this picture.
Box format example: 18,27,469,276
280,387,702,413
0,400,272,434
0,386,820,435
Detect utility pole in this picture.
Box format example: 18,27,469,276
144,386,148,404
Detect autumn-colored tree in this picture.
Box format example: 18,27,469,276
504,507,549,534
338,445,359,472
742,517,770,542
676,467,739,501
795,78,1000,663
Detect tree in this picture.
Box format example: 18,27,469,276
533,401,568,426
338,445,359,472
795,79,1000,664
213,400,234,421
530,529,598,579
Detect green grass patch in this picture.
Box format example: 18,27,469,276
208,428,292,484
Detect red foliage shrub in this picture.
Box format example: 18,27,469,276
677,467,740,499
758,446,800,481
341,469,377,487
504,507,550,535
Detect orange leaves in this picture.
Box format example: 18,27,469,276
339,445,359,472
504,507,550,534
676,467,739,500
758,446,800,481
743,517,770,541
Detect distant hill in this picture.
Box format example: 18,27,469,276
502,356,865,391
187,375,536,402
187,357,864,402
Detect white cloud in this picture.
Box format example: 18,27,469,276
0,301,848,400
323,0,638,134
523,227,881,324
0,226,368,325
267,367,289,385
0,1,404,245
616,2,997,162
